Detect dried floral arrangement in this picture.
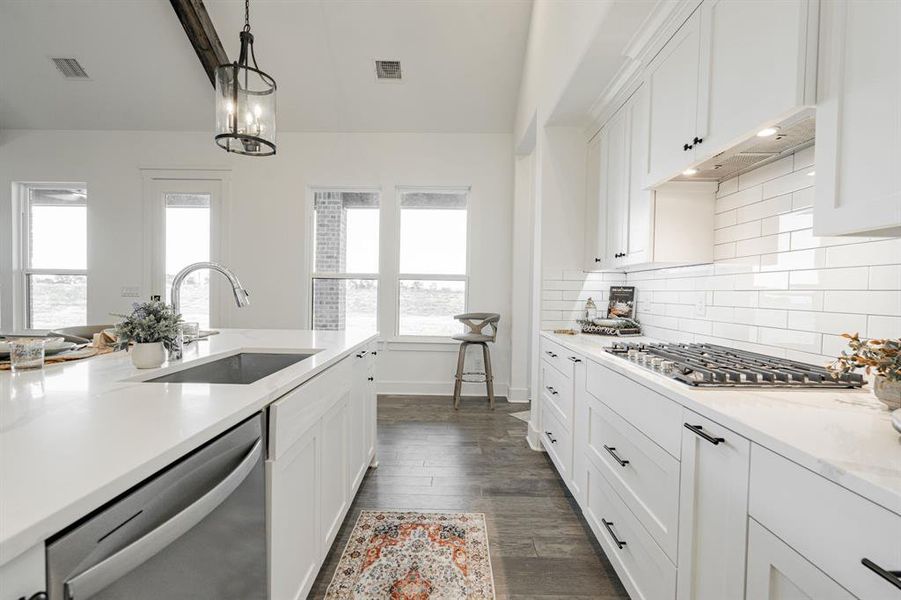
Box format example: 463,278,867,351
828,333,901,382
114,300,182,349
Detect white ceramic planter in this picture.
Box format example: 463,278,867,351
131,342,166,369
874,376,901,410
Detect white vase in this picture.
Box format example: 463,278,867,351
873,375,901,410
131,342,166,369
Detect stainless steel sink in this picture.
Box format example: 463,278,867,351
146,352,316,384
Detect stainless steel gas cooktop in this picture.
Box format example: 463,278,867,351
606,342,864,388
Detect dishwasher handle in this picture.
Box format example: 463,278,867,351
64,438,262,600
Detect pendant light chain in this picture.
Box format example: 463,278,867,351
244,0,251,32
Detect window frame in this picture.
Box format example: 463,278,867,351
307,187,382,332
393,186,471,341
17,182,89,330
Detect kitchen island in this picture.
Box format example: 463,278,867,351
0,328,378,600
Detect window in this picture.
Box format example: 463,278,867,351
397,189,468,336
21,185,87,329
311,190,379,331
146,176,223,330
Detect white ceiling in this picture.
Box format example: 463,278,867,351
0,0,533,133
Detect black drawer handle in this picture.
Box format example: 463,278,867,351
862,558,901,591
545,350,557,358
356,350,368,358
684,423,724,445
367,376,374,382
545,431,557,444
683,143,693,151
693,136,704,145
546,386,558,395
568,356,582,363
604,445,630,467
594,257,602,263
601,519,627,549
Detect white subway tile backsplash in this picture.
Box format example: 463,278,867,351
823,291,901,316
761,169,813,199
542,146,900,355
870,265,901,290
789,267,869,290
868,315,901,339
787,311,867,336
759,290,824,311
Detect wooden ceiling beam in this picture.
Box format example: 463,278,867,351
169,0,229,87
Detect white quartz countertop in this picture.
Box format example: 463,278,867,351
542,332,901,516
0,328,377,566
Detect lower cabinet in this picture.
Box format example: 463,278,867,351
746,519,855,600
267,346,377,600
676,411,750,600
267,423,321,600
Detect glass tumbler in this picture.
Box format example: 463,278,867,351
10,338,46,371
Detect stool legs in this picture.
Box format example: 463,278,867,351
482,342,495,410
453,342,467,410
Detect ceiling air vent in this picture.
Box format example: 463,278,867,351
51,57,89,79
375,60,402,80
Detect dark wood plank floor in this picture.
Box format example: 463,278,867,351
309,396,629,599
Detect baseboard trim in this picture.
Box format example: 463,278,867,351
376,380,510,397
507,386,529,403
527,421,543,452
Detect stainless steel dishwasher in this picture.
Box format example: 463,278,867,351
46,413,267,600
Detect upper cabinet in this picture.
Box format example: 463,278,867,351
814,0,901,236
644,0,817,188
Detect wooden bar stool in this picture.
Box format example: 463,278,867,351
452,312,500,409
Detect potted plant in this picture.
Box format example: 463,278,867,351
114,300,182,369
828,333,901,409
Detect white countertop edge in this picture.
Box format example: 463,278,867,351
540,331,901,517
0,332,378,567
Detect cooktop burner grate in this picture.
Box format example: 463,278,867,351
605,342,864,388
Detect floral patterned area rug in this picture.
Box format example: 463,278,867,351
324,510,495,599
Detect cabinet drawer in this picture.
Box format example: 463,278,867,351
750,445,901,599
541,401,572,483
542,361,573,430
584,459,677,600
586,395,680,560
586,360,682,458
539,337,578,379
269,355,353,460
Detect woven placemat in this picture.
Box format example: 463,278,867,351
0,346,117,370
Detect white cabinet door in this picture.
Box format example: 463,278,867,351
584,129,606,269
604,107,629,263
696,0,816,159
814,0,901,236
645,8,702,187
320,387,350,550
268,422,321,600
677,411,750,600
746,519,856,600
349,353,369,492
625,83,651,264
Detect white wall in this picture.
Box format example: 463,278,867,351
0,129,514,395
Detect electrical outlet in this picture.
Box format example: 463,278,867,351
121,286,141,298
694,297,707,317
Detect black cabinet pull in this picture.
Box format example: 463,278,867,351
693,136,704,145
683,143,693,151
862,558,901,590
19,593,47,600
684,423,725,445
545,385,558,395
545,350,557,358
545,431,557,444
594,257,602,263
604,445,630,467
371,351,378,356
601,519,627,549
356,350,368,358
367,376,374,382
567,356,582,363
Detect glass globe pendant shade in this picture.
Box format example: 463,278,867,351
215,30,276,156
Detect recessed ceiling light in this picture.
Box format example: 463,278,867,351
757,126,780,138
682,168,698,176
807,171,815,176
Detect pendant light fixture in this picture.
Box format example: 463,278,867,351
215,0,277,156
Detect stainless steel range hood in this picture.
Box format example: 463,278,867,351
673,109,815,182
